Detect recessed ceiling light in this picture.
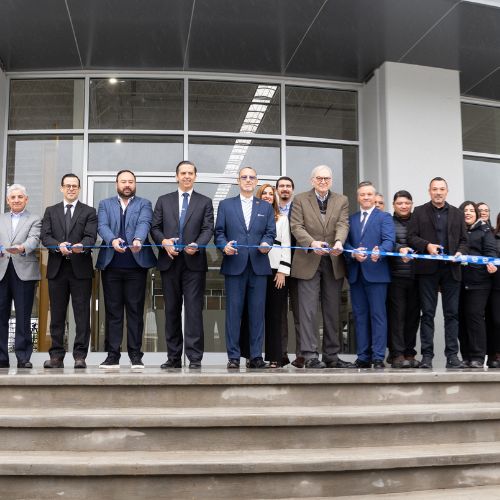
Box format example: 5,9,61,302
109,78,118,84
115,138,122,144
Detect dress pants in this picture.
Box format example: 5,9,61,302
0,260,37,365
265,270,288,362
48,260,92,359
459,286,490,362
161,253,205,363
418,264,461,359
225,264,267,360
281,276,301,355
487,289,500,356
350,273,388,362
101,267,147,359
297,256,343,361
387,277,420,357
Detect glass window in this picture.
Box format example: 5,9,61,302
189,81,280,134
88,135,183,172
9,79,84,130
462,103,500,155
286,86,357,141
89,79,183,130
6,135,84,215
286,142,358,208
189,136,281,176
464,156,500,222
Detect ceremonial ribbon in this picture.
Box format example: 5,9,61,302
5,242,498,266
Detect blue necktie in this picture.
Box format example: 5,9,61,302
360,211,368,233
178,192,189,244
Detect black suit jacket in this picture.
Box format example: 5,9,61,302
407,201,468,281
151,190,214,272
41,201,98,279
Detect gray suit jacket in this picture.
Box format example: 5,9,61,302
0,210,42,281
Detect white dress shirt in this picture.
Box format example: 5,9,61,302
240,195,253,229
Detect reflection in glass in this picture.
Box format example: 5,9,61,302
464,156,500,221
6,135,84,215
89,79,183,130
9,79,85,130
462,103,500,155
91,180,241,353
189,80,280,134
286,86,357,140
88,135,183,172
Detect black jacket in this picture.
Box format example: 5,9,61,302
492,232,500,291
407,201,468,281
391,214,415,279
462,220,497,290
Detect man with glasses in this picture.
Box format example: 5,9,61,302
290,165,353,369
215,167,276,369
41,174,97,369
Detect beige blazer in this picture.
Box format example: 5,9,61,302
0,210,42,281
290,189,349,280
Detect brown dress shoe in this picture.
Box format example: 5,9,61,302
43,357,64,369
291,356,305,368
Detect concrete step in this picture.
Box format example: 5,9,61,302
1,444,500,499
1,403,500,451
3,369,500,408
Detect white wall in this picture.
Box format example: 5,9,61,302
0,69,6,200
360,62,464,367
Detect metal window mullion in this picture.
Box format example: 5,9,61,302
184,77,189,160
1,76,10,208
281,82,286,176
87,129,184,136
7,129,85,135
187,130,282,141
463,151,500,160
82,76,90,202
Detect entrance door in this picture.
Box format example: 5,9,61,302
87,174,278,365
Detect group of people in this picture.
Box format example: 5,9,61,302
0,162,499,371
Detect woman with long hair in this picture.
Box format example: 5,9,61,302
487,212,500,368
458,201,497,368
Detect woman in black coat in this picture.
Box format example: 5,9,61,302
458,202,497,368
487,212,500,368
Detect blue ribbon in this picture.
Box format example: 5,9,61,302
31,242,500,266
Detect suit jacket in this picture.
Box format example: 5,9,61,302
214,195,276,276
41,201,97,280
407,201,469,281
344,208,395,284
0,210,41,281
151,190,214,272
96,196,157,270
290,189,349,280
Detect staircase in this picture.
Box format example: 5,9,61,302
1,368,500,499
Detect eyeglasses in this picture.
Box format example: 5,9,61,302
240,175,257,181
62,184,79,190
315,176,331,183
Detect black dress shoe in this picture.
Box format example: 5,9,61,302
249,357,268,369
354,359,372,368
189,361,202,369
488,359,500,369
160,359,182,369
419,356,433,369
304,358,326,369
469,360,484,369
74,358,87,369
446,355,465,369
325,358,356,368
281,354,291,367
373,359,385,369
227,358,240,369
17,361,33,369
43,357,64,369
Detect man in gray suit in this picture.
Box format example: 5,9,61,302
290,165,353,369
0,184,41,369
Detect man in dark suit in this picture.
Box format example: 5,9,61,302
0,184,41,369
151,161,214,369
41,173,97,369
96,170,157,370
215,167,276,369
345,181,395,369
408,177,468,369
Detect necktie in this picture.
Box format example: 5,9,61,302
65,204,72,240
243,199,252,229
178,192,189,243
360,211,368,233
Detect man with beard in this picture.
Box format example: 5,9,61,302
96,170,157,369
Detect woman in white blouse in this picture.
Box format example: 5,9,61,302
257,183,291,367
